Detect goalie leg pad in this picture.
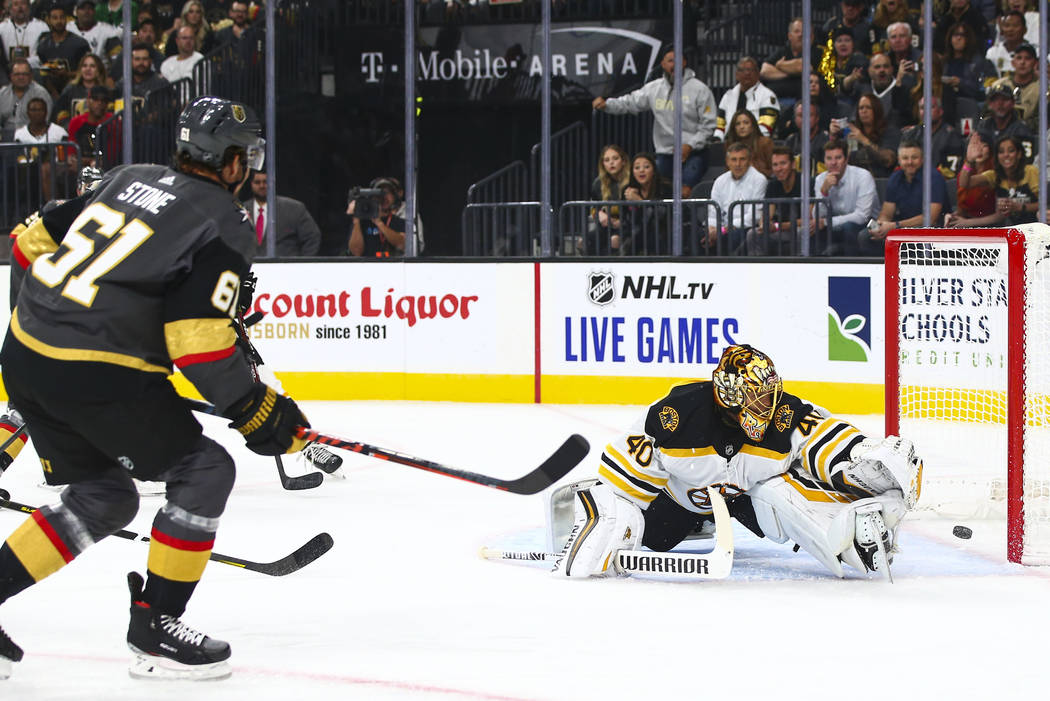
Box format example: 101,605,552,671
749,477,848,577
545,479,599,554
749,480,906,578
551,483,643,578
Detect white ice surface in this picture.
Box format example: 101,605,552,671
1,401,1049,700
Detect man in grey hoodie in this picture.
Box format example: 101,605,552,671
592,48,717,197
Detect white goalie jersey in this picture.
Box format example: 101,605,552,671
598,381,871,514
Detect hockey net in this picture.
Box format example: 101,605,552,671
885,225,1050,565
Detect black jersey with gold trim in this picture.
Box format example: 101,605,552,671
6,164,257,412
598,381,870,514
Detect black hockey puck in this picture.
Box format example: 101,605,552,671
0,488,9,501
953,525,973,540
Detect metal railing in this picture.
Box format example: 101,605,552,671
94,79,196,169
727,197,832,256
466,160,531,204
558,199,721,256
462,201,545,255
530,122,589,209
0,142,83,234
590,110,655,166
460,197,849,258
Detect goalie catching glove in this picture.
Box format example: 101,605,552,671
225,383,310,456
838,436,923,508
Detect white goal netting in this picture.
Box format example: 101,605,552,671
892,225,1050,564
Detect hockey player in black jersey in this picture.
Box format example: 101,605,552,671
551,344,924,582
0,166,104,474
0,96,309,681
1,165,341,484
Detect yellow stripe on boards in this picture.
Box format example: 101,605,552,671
147,540,212,583
0,373,884,414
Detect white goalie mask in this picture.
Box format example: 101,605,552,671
712,344,783,441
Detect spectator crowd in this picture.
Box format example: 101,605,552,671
0,0,366,258
4,0,1048,257
588,0,1047,256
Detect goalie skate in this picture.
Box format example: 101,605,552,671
0,624,24,680
302,442,344,476
126,572,231,681
853,505,893,583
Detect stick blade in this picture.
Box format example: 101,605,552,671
281,470,324,490
249,532,335,576
503,433,590,495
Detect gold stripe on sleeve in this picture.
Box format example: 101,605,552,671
164,318,237,360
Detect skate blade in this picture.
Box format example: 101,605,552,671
129,653,231,681
0,657,12,680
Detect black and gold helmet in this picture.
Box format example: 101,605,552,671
712,344,782,441
175,96,264,172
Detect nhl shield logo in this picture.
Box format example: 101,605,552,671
588,271,615,306
231,104,246,123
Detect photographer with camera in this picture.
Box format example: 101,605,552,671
346,177,423,257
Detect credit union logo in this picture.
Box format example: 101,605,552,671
828,276,871,362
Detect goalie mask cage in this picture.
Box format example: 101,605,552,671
885,225,1050,565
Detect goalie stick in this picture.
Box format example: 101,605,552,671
0,488,333,576
480,487,735,579
233,314,323,491
183,398,589,494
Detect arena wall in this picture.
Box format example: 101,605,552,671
0,260,887,413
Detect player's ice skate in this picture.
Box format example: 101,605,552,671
0,624,23,680
125,572,231,681
301,441,344,477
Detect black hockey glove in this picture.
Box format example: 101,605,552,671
225,384,310,456
237,271,257,317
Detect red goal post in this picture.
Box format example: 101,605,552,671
885,226,1050,565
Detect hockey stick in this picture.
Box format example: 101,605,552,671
185,399,590,495
233,315,322,491
0,488,333,576
294,427,589,495
480,488,735,579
